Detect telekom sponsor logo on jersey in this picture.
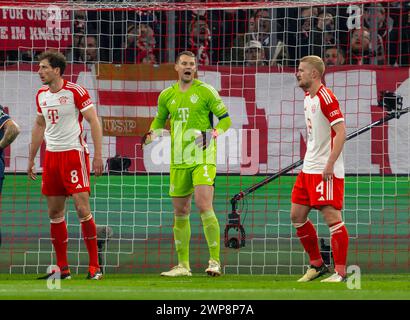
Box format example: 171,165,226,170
48,109,59,124
178,108,190,122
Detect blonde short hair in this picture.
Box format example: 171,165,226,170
300,55,325,77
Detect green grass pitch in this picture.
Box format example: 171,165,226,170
0,175,408,301
0,274,408,300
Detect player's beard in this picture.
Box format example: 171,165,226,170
298,78,311,91
41,78,50,85
181,73,194,84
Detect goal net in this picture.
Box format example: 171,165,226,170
0,0,408,275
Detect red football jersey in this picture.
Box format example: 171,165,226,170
36,80,94,152
302,84,345,178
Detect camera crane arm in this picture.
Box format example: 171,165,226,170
225,92,408,249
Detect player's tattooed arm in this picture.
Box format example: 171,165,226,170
0,120,21,150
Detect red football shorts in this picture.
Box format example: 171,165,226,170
291,171,344,210
42,149,90,196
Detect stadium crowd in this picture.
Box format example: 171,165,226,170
1,1,410,67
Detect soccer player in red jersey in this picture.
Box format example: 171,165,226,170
28,51,104,280
292,55,349,282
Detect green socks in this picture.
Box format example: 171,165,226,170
173,211,220,269
200,210,220,263
173,214,191,270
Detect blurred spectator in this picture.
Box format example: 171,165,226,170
18,49,41,62
123,21,157,64
228,8,288,66
65,10,88,63
363,3,399,65
244,40,268,66
300,6,319,35
270,41,289,67
102,10,160,64
317,11,335,33
229,12,258,65
288,6,319,64
324,46,346,66
245,8,287,63
0,50,17,65
188,12,212,65
402,2,410,66
209,4,248,64
251,9,275,61
78,35,99,63
347,28,380,65
313,10,336,48
0,51,6,66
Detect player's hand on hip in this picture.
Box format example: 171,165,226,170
93,157,104,177
195,129,218,150
27,159,37,180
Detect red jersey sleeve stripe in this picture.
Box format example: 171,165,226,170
66,83,87,96
66,85,86,97
319,88,333,105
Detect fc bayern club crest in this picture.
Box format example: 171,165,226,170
311,104,316,113
59,96,69,105
190,94,199,104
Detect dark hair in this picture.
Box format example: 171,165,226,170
325,46,345,57
175,51,196,63
37,50,67,76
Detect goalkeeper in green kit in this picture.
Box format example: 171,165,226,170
142,51,231,277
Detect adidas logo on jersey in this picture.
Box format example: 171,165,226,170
171,99,176,105
76,184,83,189
318,196,325,201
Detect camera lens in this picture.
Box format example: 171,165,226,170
228,237,239,249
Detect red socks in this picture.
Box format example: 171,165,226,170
329,221,349,277
50,219,69,271
50,215,100,272
295,220,323,267
81,215,100,269
296,219,349,277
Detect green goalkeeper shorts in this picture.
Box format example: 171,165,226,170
169,164,216,197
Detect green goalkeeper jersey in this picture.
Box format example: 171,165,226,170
150,79,231,168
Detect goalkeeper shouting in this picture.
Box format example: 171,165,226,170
142,51,231,277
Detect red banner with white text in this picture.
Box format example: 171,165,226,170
0,7,71,50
